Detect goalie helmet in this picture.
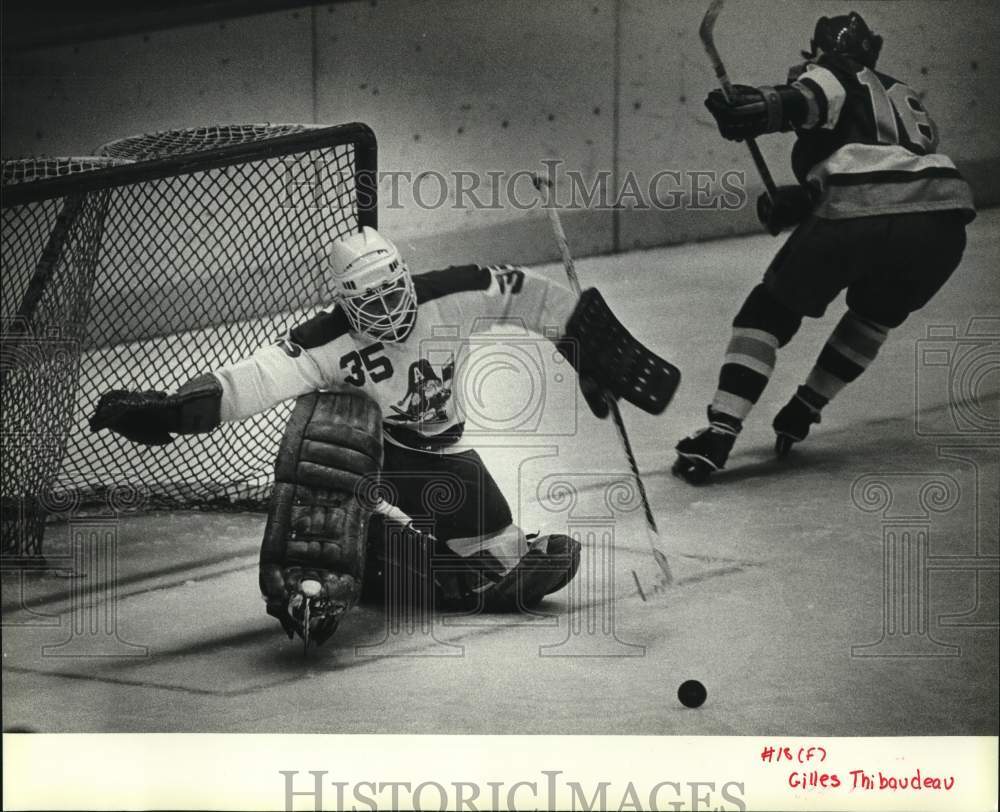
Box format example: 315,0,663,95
804,12,882,68
328,226,417,343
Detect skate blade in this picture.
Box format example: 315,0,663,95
672,455,713,485
774,434,796,458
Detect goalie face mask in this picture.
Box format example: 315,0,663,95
328,226,418,343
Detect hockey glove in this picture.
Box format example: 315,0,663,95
705,84,808,141
89,373,222,446
757,184,815,236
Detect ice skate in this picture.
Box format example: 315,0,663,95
773,389,821,458
673,408,741,484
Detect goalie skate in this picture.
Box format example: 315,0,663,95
364,529,581,613
475,534,581,612
527,533,581,596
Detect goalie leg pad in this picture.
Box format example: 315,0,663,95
259,388,383,646
561,288,681,415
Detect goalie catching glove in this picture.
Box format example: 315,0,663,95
88,373,222,445
560,287,681,418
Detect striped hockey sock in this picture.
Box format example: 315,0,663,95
799,310,891,411
707,284,803,427
711,327,780,423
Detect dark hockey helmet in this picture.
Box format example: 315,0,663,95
804,12,883,68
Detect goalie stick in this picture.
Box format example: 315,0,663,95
532,175,674,600
699,0,778,199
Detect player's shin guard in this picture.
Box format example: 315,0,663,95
259,388,383,647
773,310,890,456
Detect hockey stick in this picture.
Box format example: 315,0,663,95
699,0,777,199
532,175,673,599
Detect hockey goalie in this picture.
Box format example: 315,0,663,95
90,227,679,647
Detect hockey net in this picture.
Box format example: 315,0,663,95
1,123,377,558
2,157,126,559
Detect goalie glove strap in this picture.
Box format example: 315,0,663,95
168,373,224,434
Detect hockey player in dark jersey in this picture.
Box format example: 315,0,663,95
673,11,976,484
90,227,679,646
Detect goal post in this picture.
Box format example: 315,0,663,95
2,157,126,563
1,122,377,561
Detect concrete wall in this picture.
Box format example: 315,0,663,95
5,0,999,274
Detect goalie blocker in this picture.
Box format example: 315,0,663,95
560,287,680,418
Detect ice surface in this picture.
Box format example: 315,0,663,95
3,210,998,734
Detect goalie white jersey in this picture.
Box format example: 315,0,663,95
213,264,577,452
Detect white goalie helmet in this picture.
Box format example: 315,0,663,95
327,226,417,343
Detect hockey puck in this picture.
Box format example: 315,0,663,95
677,679,707,708
300,580,322,598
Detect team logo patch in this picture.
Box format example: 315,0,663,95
386,357,455,426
